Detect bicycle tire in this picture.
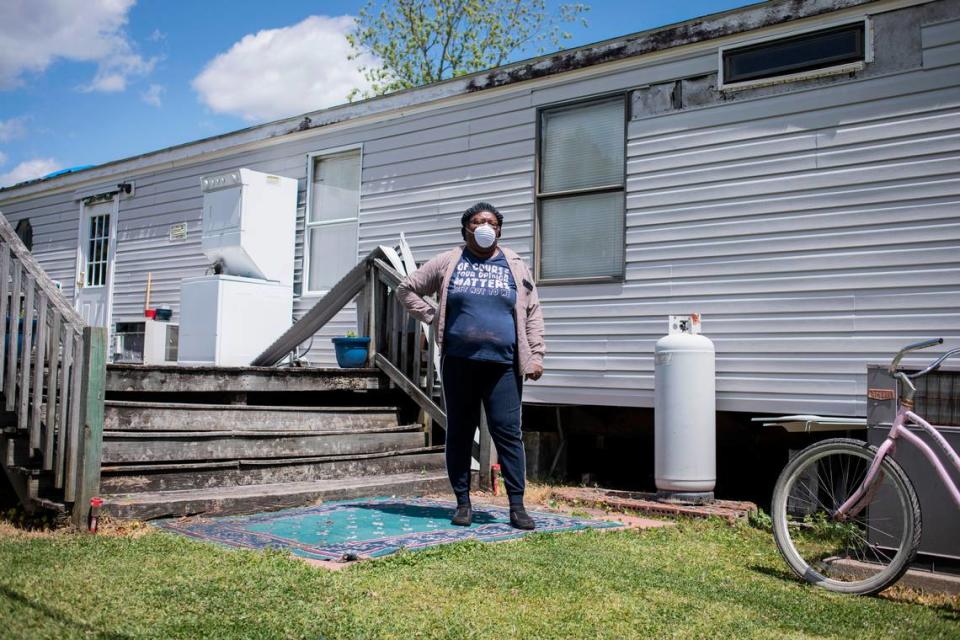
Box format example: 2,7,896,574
771,438,921,595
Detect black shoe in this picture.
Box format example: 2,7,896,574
509,507,536,530
451,504,472,526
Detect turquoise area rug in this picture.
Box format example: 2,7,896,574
154,497,618,562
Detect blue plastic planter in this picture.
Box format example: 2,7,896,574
331,336,370,368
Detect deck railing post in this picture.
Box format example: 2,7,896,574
367,265,378,367
71,326,107,529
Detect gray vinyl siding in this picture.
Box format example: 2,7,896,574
0,192,81,303
0,0,956,417
531,5,960,415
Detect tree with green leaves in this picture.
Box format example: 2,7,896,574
347,0,589,99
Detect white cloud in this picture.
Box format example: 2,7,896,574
192,15,378,122
0,158,61,188
0,0,156,92
148,29,166,42
0,116,28,142
142,83,165,107
81,50,157,93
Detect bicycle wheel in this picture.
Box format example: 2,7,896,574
771,438,921,595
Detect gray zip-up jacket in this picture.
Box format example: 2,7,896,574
396,245,545,375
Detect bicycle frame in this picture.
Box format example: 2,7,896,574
837,405,960,518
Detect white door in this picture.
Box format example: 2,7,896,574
75,199,117,327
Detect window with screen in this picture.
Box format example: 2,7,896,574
722,22,866,85
537,95,626,282
305,150,361,293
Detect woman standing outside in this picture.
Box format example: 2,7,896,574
397,202,545,530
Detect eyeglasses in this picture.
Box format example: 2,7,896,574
466,219,500,229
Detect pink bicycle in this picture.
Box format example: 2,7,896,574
771,338,960,595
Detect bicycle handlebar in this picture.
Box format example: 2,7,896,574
889,338,944,372
906,347,960,379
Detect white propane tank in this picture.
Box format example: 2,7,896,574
654,314,716,501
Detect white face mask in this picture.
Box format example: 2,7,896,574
471,223,497,249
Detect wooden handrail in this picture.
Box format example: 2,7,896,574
367,257,444,431
372,258,403,287
252,247,446,433
251,248,386,367
0,216,84,333
0,208,103,527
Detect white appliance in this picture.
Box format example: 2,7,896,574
178,168,297,366
178,275,292,367
200,168,296,286
113,319,179,365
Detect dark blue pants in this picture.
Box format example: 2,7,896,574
441,355,526,506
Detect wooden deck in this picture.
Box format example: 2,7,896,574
91,363,446,519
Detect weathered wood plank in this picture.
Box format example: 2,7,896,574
101,430,426,463
375,353,445,428
105,365,386,393
412,319,422,386
384,289,394,362
400,311,409,378
0,244,10,386
53,327,72,488
99,449,445,495
372,259,403,288
367,271,378,366
30,293,47,451
63,332,83,501
104,401,399,432
100,471,451,520
104,424,419,439
16,277,35,432
72,326,107,528
43,313,61,470
355,282,369,338
389,294,400,364
4,262,21,411
426,330,437,405
252,254,369,366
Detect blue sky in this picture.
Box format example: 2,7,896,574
0,0,759,188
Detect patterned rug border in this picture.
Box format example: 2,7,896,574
154,497,618,561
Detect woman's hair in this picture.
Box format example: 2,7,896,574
460,202,502,239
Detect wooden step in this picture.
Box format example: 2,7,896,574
100,448,445,493
104,401,399,432
101,426,428,463
106,365,386,394
101,471,452,519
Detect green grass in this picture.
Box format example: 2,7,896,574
0,517,957,639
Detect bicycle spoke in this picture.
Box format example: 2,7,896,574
773,441,918,594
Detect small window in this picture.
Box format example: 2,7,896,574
537,96,626,282
86,213,110,287
304,150,361,293
722,22,866,86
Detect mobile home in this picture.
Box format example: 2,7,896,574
1,0,958,501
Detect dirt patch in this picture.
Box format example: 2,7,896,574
551,487,757,524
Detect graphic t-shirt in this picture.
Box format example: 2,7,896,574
444,249,517,364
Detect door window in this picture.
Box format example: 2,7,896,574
86,213,110,287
